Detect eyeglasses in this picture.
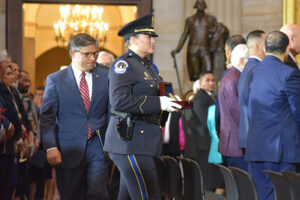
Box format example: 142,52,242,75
75,50,99,58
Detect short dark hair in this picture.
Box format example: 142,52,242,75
199,71,213,80
226,35,246,51
68,33,98,52
265,31,289,55
246,30,265,43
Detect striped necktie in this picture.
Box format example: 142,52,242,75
80,72,92,139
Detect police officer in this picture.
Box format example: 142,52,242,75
104,15,182,200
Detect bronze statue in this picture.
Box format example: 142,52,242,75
171,0,224,81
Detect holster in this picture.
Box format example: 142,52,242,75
111,109,135,140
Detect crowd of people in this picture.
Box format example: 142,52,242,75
174,25,300,200
1,12,300,200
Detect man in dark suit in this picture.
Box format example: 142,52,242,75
280,24,300,70
246,31,300,200
218,44,248,170
40,33,110,200
184,71,216,191
238,30,265,149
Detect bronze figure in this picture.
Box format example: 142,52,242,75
171,0,228,82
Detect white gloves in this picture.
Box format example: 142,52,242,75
159,96,182,112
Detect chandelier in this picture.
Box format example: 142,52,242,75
53,5,109,47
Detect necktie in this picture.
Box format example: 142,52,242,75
80,72,92,139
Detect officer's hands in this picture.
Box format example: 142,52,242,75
171,49,178,58
47,148,62,165
159,96,182,112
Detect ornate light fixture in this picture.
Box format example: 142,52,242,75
53,5,109,47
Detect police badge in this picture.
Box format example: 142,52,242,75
114,60,129,74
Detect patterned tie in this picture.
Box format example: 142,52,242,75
80,72,92,139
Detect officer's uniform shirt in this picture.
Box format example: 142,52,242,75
104,50,164,157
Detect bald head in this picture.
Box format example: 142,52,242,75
280,24,300,55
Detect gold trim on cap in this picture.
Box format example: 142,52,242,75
134,28,156,33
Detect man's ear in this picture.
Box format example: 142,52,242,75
70,50,76,58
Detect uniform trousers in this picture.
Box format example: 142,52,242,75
109,153,161,200
56,134,109,200
248,161,295,200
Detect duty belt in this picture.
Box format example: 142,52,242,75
134,114,162,126
111,109,162,126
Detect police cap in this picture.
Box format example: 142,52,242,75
118,14,158,41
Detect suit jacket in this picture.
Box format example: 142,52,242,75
104,50,163,157
215,69,229,133
285,54,299,70
183,89,214,158
245,55,300,163
238,57,261,148
0,82,22,155
218,67,243,157
40,64,109,168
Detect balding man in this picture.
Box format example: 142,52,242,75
96,51,115,68
246,31,300,200
280,24,300,70
238,30,265,149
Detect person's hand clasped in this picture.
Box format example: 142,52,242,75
47,148,62,165
159,96,182,112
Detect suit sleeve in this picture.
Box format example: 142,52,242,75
193,93,210,134
286,70,300,126
0,97,12,130
229,78,241,125
40,76,59,150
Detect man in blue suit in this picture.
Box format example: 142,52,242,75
40,33,110,200
246,31,300,200
238,30,265,149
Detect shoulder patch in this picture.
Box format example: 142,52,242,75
114,60,129,74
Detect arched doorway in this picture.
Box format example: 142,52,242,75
7,0,152,91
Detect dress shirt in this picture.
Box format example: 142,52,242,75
289,52,298,66
72,65,93,100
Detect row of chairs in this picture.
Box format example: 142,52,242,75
157,156,300,200
217,164,300,200
265,170,300,200
156,156,225,200
216,164,258,200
